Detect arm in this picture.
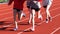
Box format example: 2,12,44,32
8,0,13,5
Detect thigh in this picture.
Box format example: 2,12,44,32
17,10,22,15
46,0,53,9
42,0,49,8
13,8,17,15
43,0,53,8
31,1,40,11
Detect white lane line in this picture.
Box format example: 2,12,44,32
42,7,60,14
50,7,60,11
2,18,29,27
0,1,60,33
17,13,60,34
17,7,60,34
52,3,60,7
1,5,60,28
0,16,13,21
0,9,29,16
53,1,60,4
37,14,60,25
0,12,12,15
51,27,60,34
0,2,60,16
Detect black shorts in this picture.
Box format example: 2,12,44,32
43,5,47,8
27,1,40,11
27,6,40,11
13,8,21,12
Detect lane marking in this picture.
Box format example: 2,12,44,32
0,1,60,16
1,5,60,28
51,27,60,34
18,13,60,34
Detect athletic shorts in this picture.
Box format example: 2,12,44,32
13,8,21,12
27,1,41,11
42,0,52,8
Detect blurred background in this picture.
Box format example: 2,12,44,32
0,0,8,3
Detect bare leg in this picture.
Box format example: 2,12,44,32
19,10,26,20
29,13,32,24
38,10,43,20
13,9,18,31
18,10,22,20
46,0,53,23
31,9,35,31
37,1,43,20
28,8,32,24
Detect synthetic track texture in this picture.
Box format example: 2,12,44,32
0,0,60,34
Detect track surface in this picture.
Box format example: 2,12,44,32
0,0,60,34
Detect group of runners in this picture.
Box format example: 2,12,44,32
1,0,53,31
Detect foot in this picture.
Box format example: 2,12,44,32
30,28,35,32
46,18,49,23
28,21,31,24
46,16,52,23
13,27,18,31
30,27,35,32
22,13,26,17
38,15,43,20
49,16,52,22
14,21,18,31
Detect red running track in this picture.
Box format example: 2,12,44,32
0,0,60,34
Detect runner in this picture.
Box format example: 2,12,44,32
26,0,42,31
42,0,53,23
8,0,26,31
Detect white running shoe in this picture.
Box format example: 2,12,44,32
30,27,35,32
46,16,52,23
38,15,43,20
46,18,49,23
22,13,26,17
30,28,35,32
13,27,18,31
